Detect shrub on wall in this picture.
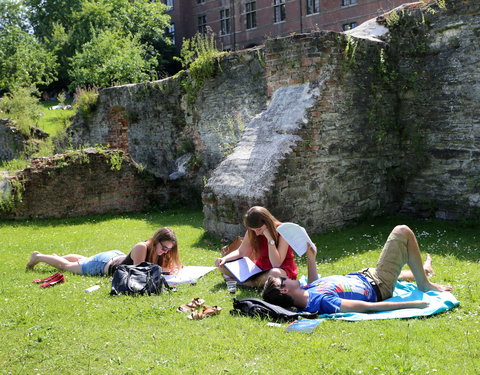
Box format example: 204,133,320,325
174,32,226,105
0,87,44,136
73,87,99,121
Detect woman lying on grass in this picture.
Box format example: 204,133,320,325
26,227,182,276
215,206,298,287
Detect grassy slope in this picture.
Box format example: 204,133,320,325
0,100,74,172
37,100,75,137
0,209,478,374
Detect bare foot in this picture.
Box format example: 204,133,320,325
421,281,453,293
424,253,434,277
26,251,40,270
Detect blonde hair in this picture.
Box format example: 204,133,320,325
146,227,181,271
243,206,281,259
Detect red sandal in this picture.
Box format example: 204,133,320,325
40,273,65,288
32,272,62,284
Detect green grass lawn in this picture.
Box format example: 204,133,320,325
0,100,74,173
38,99,75,137
0,208,479,374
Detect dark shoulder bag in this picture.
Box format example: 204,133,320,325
110,261,172,296
230,297,318,322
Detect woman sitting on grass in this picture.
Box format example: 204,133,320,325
26,227,182,276
215,206,298,287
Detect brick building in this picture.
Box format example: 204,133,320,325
165,0,407,50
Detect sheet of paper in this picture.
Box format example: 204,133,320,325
277,222,316,256
224,257,263,283
163,266,215,285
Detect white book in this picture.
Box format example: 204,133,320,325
277,222,317,256
224,257,264,283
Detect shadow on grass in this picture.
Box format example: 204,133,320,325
300,214,480,264
0,206,205,230
2,209,478,263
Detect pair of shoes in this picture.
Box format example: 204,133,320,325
187,305,222,320
39,273,65,288
176,297,205,313
32,272,62,284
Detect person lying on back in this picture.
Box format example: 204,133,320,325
262,225,452,313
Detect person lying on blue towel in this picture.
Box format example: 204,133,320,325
262,225,452,314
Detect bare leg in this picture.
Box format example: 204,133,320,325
399,253,434,282
61,254,86,262
26,251,83,274
217,264,235,279
396,226,452,292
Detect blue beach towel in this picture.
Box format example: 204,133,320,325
318,281,459,321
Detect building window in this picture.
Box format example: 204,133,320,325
342,22,357,30
246,1,256,29
198,15,207,33
166,0,173,8
197,0,205,3
306,0,319,14
341,0,358,6
220,9,231,35
274,0,286,23
168,23,175,44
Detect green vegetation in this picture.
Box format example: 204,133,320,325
38,99,74,137
0,0,175,95
175,33,226,105
1,208,478,374
0,95,74,173
0,20,57,93
0,87,45,135
69,30,157,90
74,87,99,121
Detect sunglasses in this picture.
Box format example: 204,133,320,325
160,242,174,252
279,276,286,289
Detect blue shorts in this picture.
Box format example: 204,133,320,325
81,250,125,276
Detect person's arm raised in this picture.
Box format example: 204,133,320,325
264,228,290,267
306,244,319,283
340,299,429,313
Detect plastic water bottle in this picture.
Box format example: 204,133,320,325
85,285,100,293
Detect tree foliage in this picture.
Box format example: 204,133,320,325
23,0,173,91
0,0,174,93
0,25,57,93
0,87,44,135
69,30,156,89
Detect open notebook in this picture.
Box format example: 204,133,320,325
224,257,266,283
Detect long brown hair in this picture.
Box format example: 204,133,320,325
145,227,181,271
243,206,281,259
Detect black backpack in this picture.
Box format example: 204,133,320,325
230,298,318,322
110,261,172,296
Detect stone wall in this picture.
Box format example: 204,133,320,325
203,32,400,237
394,0,480,219
67,48,266,189
4,1,478,232
0,119,26,161
0,149,169,220
203,0,480,238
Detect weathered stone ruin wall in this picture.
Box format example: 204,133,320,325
67,49,266,189
3,0,478,233
0,149,168,220
203,0,480,238
203,32,400,237
0,119,25,161
393,0,480,219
